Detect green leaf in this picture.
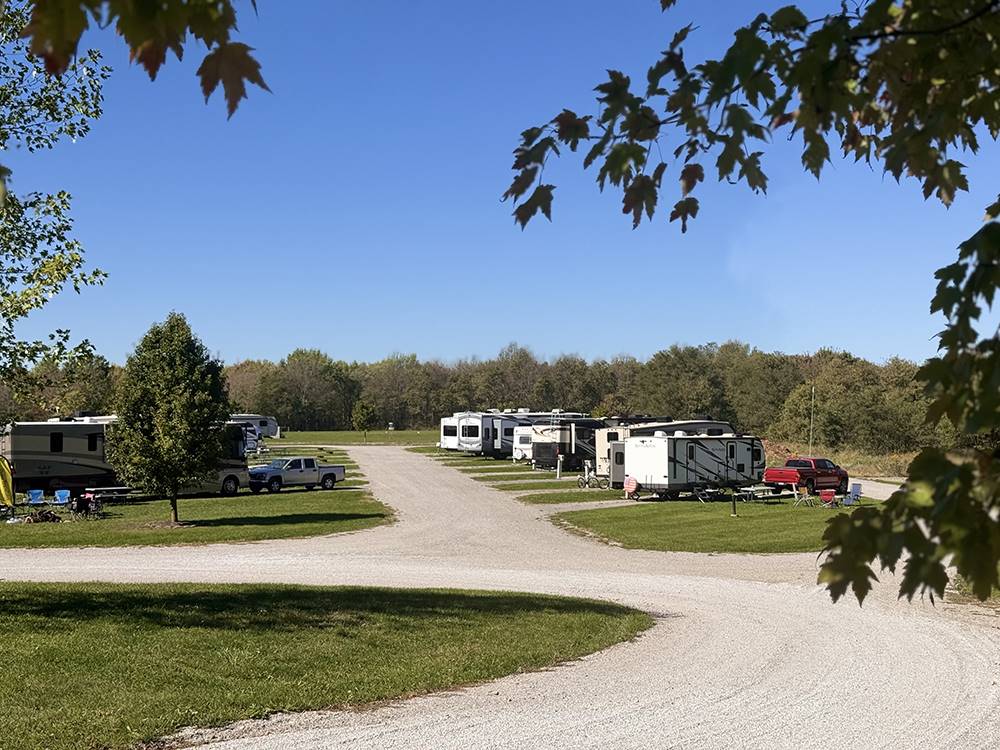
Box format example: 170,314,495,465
513,184,555,229
552,110,591,151
984,195,1000,221
196,42,271,118
679,163,704,196
669,196,699,233
769,6,808,34
622,174,658,228
501,167,538,203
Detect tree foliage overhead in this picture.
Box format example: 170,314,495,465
107,313,230,523
509,0,1000,602
0,1,107,404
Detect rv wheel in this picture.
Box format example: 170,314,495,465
220,476,239,496
267,477,282,493
597,477,610,490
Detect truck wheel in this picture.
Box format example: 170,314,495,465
805,479,815,495
220,476,239,496
321,475,336,490
838,478,848,495
267,477,282,493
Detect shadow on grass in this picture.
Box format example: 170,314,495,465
187,512,386,528
0,585,634,632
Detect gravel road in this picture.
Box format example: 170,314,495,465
2,447,997,749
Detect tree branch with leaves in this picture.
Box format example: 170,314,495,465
507,0,1000,602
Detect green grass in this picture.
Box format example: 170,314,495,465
492,480,582,491
285,430,437,445
0,583,652,750
473,472,564,483
457,464,530,474
517,489,623,504
0,488,390,548
555,500,878,553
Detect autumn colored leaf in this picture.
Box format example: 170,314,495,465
513,184,556,228
679,163,704,196
197,42,271,118
669,196,699,233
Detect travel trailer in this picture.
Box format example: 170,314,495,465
439,416,459,451
231,413,280,438
595,418,733,477
623,429,765,498
512,425,534,460
1,419,250,496
531,418,607,471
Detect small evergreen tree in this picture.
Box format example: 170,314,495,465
107,313,230,523
351,400,378,443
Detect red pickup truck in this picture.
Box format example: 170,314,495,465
763,457,849,495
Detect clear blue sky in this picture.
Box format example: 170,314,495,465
10,0,999,366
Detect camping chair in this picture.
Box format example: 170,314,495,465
843,483,863,506
819,489,839,509
792,484,813,507
27,489,46,508
51,489,71,509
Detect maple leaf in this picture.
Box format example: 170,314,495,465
197,42,271,118
669,196,699,233
679,163,704,196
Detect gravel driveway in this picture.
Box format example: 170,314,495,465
1,447,998,749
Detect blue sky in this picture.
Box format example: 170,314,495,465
9,0,999,366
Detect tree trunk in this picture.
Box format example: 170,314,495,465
170,494,179,524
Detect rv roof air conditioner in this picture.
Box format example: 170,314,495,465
673,430,689,436
654,430,668,438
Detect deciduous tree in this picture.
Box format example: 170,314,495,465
509,0,1000,601
107,313,230,524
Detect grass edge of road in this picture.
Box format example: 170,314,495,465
1,583,654,750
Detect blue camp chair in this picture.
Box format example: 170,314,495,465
843,483,863,506
27,489,46,507
51,489,71,508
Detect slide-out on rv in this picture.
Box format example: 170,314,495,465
231,414,280,438
439,416,459,450
624,429,765,498
0,418,250,495
531,418,606,471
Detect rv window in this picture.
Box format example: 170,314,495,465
518,435,531,444
687,444,694,460
50,432,63,453
607,432,619,442
614,452,624,466
503,428,514,437
87,433,99,452
728,444,735,459
304,458,316,469
442,425,457,437
259,420,268,427
461,425,479,438
286,459,302,470
752,448,762,462
708,428,724,436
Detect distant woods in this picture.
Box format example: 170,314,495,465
2,342,962,455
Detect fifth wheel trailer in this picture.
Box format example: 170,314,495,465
623,430,765,497
595,418,736,478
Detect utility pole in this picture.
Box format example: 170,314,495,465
808,384,816,456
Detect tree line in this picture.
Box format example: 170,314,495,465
3,341,961,456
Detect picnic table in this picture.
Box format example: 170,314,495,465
83,486,134,505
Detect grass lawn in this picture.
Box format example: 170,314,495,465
0,583,652,750
555,500,877,553
473,472,565,483
492,480,582,491
285,430,437,445
518,489,623,504
457,464,530,474
0,488,390,548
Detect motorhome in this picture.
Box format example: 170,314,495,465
439,416,459,451
623,429,765,497
1,419,250,496
231,413,280,439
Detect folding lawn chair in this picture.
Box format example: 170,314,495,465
792,485,813,507
819,489,839,508
27,489,46,508
51,489,71,509
843,483,863,506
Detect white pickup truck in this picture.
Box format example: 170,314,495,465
248,456,346,493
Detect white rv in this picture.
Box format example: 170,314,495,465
439,416,460,450
595,418,734,477
623,429,765,498
512,425,534,460
231,414,280,439
1,419,250,496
